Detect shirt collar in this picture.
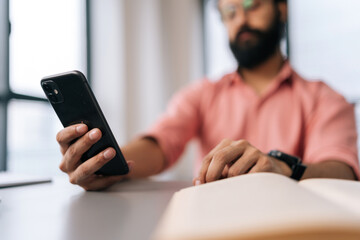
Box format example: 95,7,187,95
226,60,293,87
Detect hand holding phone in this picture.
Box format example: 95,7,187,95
56,124,131,190
41,71,130,189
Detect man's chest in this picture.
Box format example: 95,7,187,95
199,90,308,154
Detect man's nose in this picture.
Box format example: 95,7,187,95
233,8,249,29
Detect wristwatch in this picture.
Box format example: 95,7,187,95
268,150,307,180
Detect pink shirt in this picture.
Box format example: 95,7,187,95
146,62,360,179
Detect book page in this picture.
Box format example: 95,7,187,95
299,178,360,216
153,173,360,240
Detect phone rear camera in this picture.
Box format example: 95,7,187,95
41,80,64,104
43,83,52,92
48,93,57,103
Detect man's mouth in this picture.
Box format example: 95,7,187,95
238,31,255,41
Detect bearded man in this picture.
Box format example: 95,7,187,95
56,0,359,190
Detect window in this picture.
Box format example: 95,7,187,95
203,0,238,80
288,0,360,100
0,0,88,176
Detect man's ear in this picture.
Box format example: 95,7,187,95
277,2,288,23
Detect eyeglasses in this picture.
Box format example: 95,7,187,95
219,0,267,22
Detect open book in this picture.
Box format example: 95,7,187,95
152,173,360,240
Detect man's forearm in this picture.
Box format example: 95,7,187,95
301,160,357,180
121,138,166,179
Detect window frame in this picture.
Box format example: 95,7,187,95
0,0,91,172
0,0,10,171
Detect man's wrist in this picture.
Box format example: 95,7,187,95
268,150,307,180
271,157,292,177
301,161,357,180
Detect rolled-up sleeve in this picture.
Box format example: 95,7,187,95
303,83,360,179
144,80,205,169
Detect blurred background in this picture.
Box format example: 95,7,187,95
0,0,360,180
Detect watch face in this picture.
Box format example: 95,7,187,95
268,150,300,167
269,150,282,158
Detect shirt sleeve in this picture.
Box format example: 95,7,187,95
143,80,206,169
303,82,360,179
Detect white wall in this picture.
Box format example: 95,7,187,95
289,0,360,101
90,0,204,180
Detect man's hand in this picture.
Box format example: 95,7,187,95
56,124,133,191
193,139,292,185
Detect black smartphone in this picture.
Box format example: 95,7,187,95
41,70,129,176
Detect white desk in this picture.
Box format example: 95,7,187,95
0,177,191,240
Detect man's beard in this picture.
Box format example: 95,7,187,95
229,12,285,70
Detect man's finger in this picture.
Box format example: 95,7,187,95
57,124,88,155
61,128,102,172
198,139,232,184
77,161,134,191
205,140,248,183
221,165,229,179
71,147,116,183
69,161,134,191
247,155,274,174
192,177,201,186
80,175,126,191
226,148,260,177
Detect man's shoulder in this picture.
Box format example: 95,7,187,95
200,72,238,91
292,71,346,102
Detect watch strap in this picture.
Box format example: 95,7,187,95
268,150,307,181
291,164,307,180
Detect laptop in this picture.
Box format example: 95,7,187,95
0,172,52,188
